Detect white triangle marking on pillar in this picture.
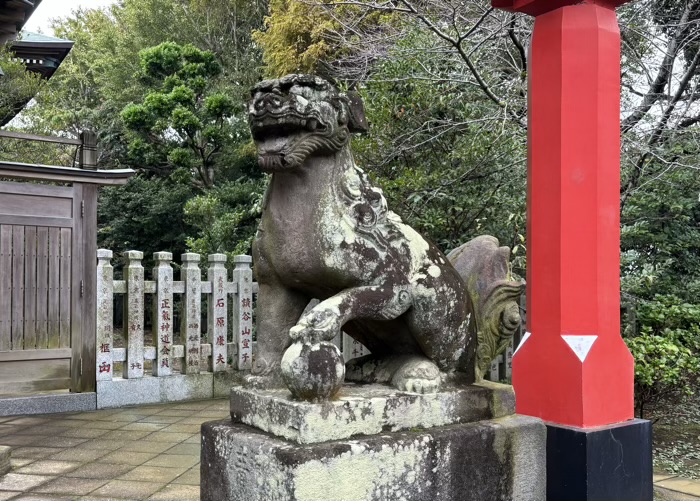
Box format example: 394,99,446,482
561,335,598,363
514,331,531,355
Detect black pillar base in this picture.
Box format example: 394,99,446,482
546,418,653,501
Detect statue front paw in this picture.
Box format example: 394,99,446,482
289,306,342,344
391,357,441,394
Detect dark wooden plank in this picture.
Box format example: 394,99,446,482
0,161,134,186
79,184,97,392
0,225,11,351
47,227,60,349
23,226,37,349
0,192,73,219
11,225,24,350
70,183,84,392
0,348,72,362
0,181,74,197
36,226,49,349
0,215,73,228
0,130,82,146
59,227,72,349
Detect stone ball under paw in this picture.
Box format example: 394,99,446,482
281,341,345,401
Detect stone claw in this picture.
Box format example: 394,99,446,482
391,357,441,394
289,306,342,343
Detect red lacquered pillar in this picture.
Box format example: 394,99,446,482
491,1,652,499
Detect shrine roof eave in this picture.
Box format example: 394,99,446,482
492,0,630,16
0,0,42,44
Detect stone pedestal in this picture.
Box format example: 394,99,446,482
201,383,546,501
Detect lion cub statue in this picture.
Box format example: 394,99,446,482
248,74,523,400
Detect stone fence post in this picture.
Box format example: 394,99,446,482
182,253,202,374
96,249,113,381
153,252,173,376
232,255,253,370
123,250,144,379
208,254,228,372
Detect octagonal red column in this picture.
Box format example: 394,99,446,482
491,3,653,498
495,0,634,429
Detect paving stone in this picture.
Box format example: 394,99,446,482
175,417,210,425
77,497,140,501
40,437,90,449
33,477,109,496
655,474,679,482
3,418,51,427
163,443,200,456
157,424,200,434
119,465,187,483
0,425,22,437
137,416,182,424
0,446,9,477
58,429,109,439
657,478,700,496
153,410,194,418
10,494,77,500
98,431,152,442
119,441,174,454
14,425,71,436
118,423,167,432
64,463,134,480
10,459,34,469
0,491,17,500
15,460,82,475
169,402,211,410
140,432,191,444
48,448,109,462
98,451,158,466
90,480,163,499
0,434,45,447
0,473,53,491
171,467,199,486
143,454,198,469
74,421,123,431
11,447,63,460
182,436,200,444
147,483,199,500
73,440,123,452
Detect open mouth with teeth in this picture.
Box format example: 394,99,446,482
250,110,329,169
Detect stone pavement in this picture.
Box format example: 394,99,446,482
0,398,229,500
655,474,700,500
1,398,699,500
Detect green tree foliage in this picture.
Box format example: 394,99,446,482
626,295,700,418
98,176,196,261
12,0,267,259
120,42,238,189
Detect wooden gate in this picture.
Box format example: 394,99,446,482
0,181,86,395
0,130,133,397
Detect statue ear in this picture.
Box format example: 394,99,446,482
346,91,369,133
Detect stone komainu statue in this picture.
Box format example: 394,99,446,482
248,74,523,400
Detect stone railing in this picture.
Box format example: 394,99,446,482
94,249,257,408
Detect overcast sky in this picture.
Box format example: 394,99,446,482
24,0,118,35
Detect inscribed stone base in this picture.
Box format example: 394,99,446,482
230,380,515,444
200,415,546,501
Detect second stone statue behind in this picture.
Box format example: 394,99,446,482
247,74,523,401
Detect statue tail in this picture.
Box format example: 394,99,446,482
447,236,525,381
